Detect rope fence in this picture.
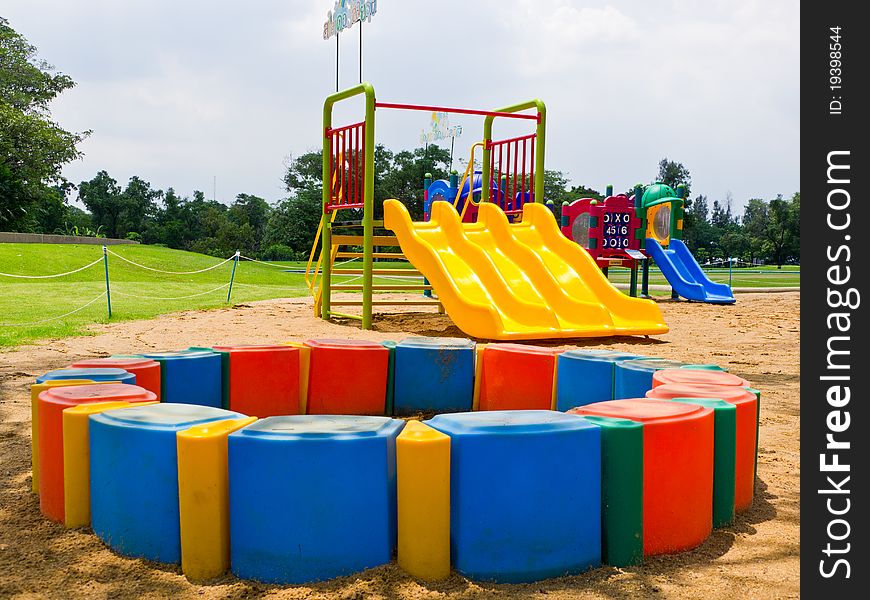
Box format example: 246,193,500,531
0,291,108,327
0,256,104,279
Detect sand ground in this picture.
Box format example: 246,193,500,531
0,293,800,599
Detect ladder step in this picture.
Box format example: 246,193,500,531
332,285,433,291
332,235,399,246
333,268,423,276
331,220,386,228
331,300,443,306
336,252,406,259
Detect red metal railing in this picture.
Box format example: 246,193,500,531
488,133,536,215
325,120,366,213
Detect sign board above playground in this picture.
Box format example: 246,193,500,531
420,112,463,145
323,0,378,40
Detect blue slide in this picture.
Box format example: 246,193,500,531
645,238,735,304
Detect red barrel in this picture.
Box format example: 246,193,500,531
478,344,562,411
652,368,750,389
570,399,714,555
646,383,758,511
304,340,389,415
37,384,157,522
213,345,302,417
69,358,162,401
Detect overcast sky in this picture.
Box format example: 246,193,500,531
5,0,799,212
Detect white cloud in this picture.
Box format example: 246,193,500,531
3,0,798,209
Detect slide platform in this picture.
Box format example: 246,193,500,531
383,200,668,340
645,238,735,304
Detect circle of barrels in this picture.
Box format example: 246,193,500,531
30,340,760,584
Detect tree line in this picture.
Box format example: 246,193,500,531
2,17,799,267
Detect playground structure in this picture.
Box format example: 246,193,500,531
30,341,759,584
561,183,736,303
307,83,668,339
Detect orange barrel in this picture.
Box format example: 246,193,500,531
646,383,758,511
69,358,162,400
651,368,750,389
212,345,302,417
37,384,158,522
570,399,714,555
478,344,562,411
303,339,389,415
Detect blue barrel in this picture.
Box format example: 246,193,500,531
89,403,244,563
36,367,136,385
427,410,601,582
556,350,643,411
393,337,475,415
229,415,405,583
141,350,222,407
613,358,686,399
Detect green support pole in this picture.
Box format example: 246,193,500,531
629,264,638,297
102,245,112,319
605,184,613,197
635,184,651,298
482,99,546,203
227,251,239,303
321,83,376,325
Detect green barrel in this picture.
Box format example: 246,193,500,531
581,415,644,567
668,398,736,528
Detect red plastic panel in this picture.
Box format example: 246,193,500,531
570,399,714,555
303,340,389,415
646,383,757,511
213,345,302,418
478,344,561,411
69,358,161,401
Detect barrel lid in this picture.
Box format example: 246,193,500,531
38,383,156,406
483,343,563,357
428,410,596,435
653,368,749,388
211,344,298,353
398,337,475,350
232,415,403,439
578,415,644,430
667,398,736,412
36,368,135,384
569,398,712,423
616,358,685,372
95,403,243,428
69,357,159,369
561,349,642,362
303,339,386,349
141,350,217,360
647,383,756,405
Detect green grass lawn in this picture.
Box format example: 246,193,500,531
0,244,397,348
0,243,799,348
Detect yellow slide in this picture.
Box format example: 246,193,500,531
383,199,668,340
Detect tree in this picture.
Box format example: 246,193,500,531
0,17,88,230
120,176,160,236
78,171,123,237
656,158,691,198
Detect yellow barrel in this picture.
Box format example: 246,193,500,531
397,420,450,581
62,400,158,528
176,417,257,581
283,341,311,414
30,379,101,493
